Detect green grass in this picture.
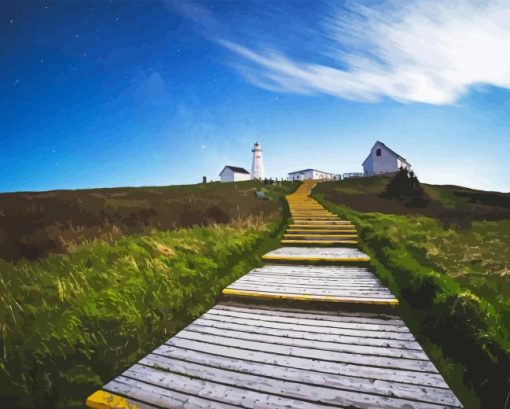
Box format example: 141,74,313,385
0,180,298,261
313,184,510,409
0,181,295,408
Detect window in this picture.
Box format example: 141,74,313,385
376,148,382,157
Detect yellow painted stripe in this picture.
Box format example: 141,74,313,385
86,390,140,409
290,225,355,228
284,234,359,238
287,228,356,236
262,255,370,262
222,289,399,306
290,209,330,211
282,239,358,245
292,218,341,220
289,223,354,225
291,214,341,216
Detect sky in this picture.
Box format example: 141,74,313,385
1,0,509,193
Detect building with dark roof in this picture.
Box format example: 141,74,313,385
362,141,411,176
219,165,251,182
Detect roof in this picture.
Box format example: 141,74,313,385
288,169,334,175
362,141,410,166
220,165,250,175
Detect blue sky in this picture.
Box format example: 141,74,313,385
1,0,509,193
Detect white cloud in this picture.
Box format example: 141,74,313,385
221,0,510,105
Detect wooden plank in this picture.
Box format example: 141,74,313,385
226,286,391,296
264,246,369,257
280,240,359,245
162,339,449,388
206,308,409,334
122,365,333,409
243,274,380,282
290,221,353,225
205,312,411,341
236,276,386,287
194,316,420,350
284,234,359,238
286,226,356,233
290,211,334,215
245,272,378,281
292,217,341,220
226,283,394,298
186,322,427,360
214,302,405,325
247,267,379,277
229,279,388,290
262,247,370,262
104,376,242,409
147,349,461,407
243,267,380,278
222,289,399,306
250,264,375,277
137,355,458,409
230,275,388,288
176,330,437,373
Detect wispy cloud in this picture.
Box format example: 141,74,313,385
218,1,510,105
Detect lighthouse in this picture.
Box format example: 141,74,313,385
251,141,264,180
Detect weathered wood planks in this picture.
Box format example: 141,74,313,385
223,264,397,305
262,246,371,263
95,302,462,408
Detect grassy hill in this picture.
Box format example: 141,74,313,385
0,181,291,261
0,181,297,408
313,177,510,409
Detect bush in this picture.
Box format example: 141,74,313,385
380,167,429,207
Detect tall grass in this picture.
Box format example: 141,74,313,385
313,192,510,409
0,211,287,408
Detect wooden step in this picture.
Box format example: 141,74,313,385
284,234,359,239
281,240,359,246
291,212,333,216
224,264,396,305
293,216,340,220
290,224,355,229
291,219,352,223
262,247,370,263
287,230,357,235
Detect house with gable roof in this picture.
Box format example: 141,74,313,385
219,166,251,182
362,141,411,176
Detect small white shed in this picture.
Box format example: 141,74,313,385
219,166,251,183
287,169,336,181
362,141,411,176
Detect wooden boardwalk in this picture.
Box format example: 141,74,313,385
87,180,462,409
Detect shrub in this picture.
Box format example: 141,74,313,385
380,167,429,207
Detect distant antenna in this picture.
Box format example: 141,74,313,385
251,141,264,180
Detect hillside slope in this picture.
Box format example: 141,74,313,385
0,181,297,408
313,177,510,408
0,181,293,261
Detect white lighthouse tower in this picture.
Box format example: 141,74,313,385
251,141,264,180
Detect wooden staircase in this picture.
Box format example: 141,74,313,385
86,180,463,409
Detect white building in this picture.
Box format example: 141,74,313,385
219,166,251,182
287,169,336,181
251,142,264,180
362,141,411,176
